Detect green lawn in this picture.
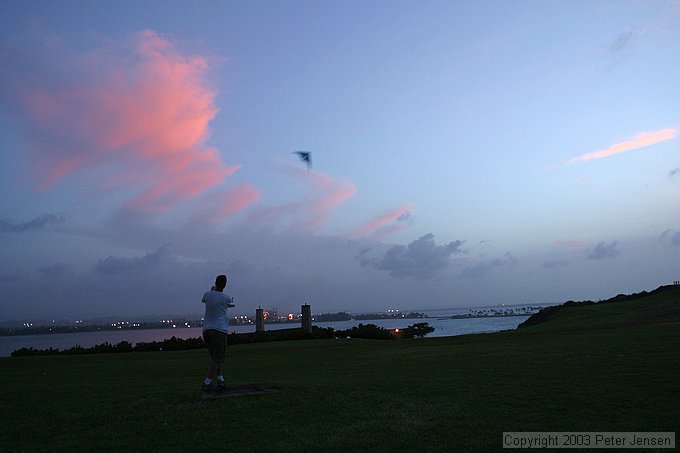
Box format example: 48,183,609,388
2,294,679,452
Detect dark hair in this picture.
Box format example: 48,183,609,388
215,274,227,289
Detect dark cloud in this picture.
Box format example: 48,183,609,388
0,214,64,233
587,241,620,260
608,30,635,55
491,252,518,267
541,260,569,270
397,211,412,222
658,229,680,247
460,252,518,279
94,244,174,275
361,233,465,280
459,262,491,279
354,247,372,262
603,29,641,71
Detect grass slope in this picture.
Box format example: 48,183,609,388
2,290,679,452
519,285,680,332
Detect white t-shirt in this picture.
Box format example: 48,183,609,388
201,290,234,333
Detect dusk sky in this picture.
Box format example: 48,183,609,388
1,1,679,322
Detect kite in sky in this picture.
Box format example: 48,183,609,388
293,151,312,169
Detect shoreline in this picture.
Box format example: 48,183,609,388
0,312,536,337
0,316,531,357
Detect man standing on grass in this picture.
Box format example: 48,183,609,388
201,274,234,391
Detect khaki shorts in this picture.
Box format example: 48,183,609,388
203,329,227,363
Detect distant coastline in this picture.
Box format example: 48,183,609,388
447,306,545,319
0,306,544,337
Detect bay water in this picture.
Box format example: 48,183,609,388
0,313,531,357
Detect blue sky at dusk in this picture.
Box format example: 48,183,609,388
1,1,678,321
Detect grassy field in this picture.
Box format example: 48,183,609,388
2,291,679,452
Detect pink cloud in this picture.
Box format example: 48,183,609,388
292,170,357,232
367,223,410,242
568,128,677,164
307,171,358,213
4,30,236,212
350,204,414,239
210,185,262,221
244,168,357,233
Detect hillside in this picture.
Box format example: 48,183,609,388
518,284,680,331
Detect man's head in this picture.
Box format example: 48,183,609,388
215,274,227,291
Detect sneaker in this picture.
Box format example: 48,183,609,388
201,382,215,392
